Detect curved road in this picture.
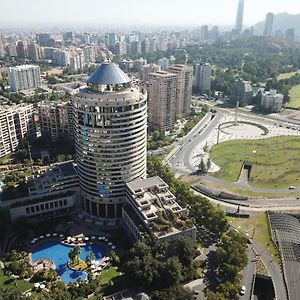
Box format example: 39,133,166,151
167,110,300,201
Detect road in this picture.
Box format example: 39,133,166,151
251,240,288,300
240,246,256,300
167,111,223,174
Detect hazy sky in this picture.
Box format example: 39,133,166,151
1,0,299,27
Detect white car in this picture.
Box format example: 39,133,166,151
289,186,296,190
240,286,246,295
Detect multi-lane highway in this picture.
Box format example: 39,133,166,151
167,111,223,174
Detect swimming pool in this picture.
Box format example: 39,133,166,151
32,240,107,283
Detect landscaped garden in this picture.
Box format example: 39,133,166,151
210,136,300,188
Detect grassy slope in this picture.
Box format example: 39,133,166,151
287,84,300,109
210,136,300,188
277,70,300,80
228,213,280,265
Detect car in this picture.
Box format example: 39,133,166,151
194,290,200,295
240,286,246,295
289,186,296,190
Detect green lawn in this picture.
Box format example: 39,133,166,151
0,269,33,292
277,70,300,80
228,213,280,265
210,136,300,188
99,266,122,285
286,84,300,109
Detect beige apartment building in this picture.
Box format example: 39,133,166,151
168,64,193,115
38,101,74,141
148,71,177,132
0,104,36,157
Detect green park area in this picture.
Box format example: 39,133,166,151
286,84,300,109
277,70,300,80
210,136,300,189
228,213,280,265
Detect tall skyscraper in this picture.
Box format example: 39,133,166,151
194,63,212,93
8,65,41,92
72,63,147,220
235,0,244,34
0,35,6,58
148,71,177,132
168,64,193,115
263,13,274,36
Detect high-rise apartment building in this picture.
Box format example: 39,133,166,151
193,63,212,93
168,64,193,115
36,33,54,47
229,78,253,106
27,42,40,61
38,101,74,141
52,50,70,66
16,41,27,60
139,63,161,82
200,25,209,41
235,0,244,34
263,13,274,36
0,104,36,157
148,71,177,132
83,46,96,64
0,35,5,57
72,62,147,220
8,65,41,92
286,29,295,43
260,89,283,113
157,57,170,71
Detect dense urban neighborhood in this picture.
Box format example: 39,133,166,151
1,0,300,299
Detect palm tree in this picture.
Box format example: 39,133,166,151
68,248,76,264
73,246,81,265
86,252,95,267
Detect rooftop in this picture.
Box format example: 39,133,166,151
87,62,131,85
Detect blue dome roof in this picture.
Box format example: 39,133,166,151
88,62,131,85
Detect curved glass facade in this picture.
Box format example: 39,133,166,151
72,82,147,220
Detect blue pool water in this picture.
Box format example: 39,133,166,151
32,240,106,283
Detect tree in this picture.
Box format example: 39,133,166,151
86,252,95,267
198,158,207,173
206,159,212,171
68,248,76,264
73,246,81,264
152,285,194,300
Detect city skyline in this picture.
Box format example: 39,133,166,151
1,0,299,27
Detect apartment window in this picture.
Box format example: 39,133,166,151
41,204,44,211
45,203,49,210
63,199,67,206
35,206,40,212
50,202,53,209
30,206,35,213
54,201,58,207
26,207,30,214
59,200,63,207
